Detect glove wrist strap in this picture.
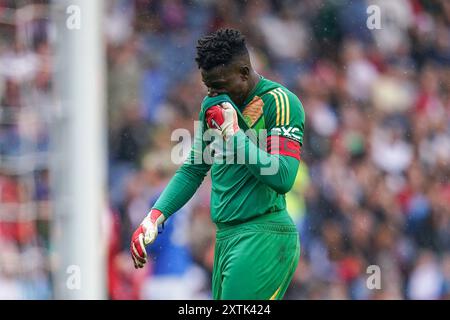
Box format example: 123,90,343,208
148,208,165,226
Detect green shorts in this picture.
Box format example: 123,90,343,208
212,209,300,300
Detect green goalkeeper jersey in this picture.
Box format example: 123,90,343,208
153,75,305,224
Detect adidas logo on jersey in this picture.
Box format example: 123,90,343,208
272,126,301,141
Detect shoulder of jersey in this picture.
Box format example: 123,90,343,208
261,86,295,126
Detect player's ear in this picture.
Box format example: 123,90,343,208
239,65,250,81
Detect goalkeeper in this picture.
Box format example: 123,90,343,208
131,29,305,300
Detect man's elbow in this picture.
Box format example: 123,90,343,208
272,180,295,195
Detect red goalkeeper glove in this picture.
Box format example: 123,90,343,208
130,208,165,269
205,102,240,140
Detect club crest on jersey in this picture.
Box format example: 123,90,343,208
244,115,252,127
272,126,301,141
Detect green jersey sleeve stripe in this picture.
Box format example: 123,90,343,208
275,88,290,126
279,89,286,126
267,90,281,126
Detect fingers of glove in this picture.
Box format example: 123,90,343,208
220,103,238,127
222,102,239,138
133,254,144,269
131,241,146,265
130,243,144,269
137,234,147,259
132,252,145,269
221,102,233,110
205,106,225,129
131,252,141,269
221,102,236,117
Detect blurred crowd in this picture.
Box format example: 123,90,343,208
0,0,52,299
1,0,450,300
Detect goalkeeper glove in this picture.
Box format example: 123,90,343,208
130,208,165,269
205,102,240,140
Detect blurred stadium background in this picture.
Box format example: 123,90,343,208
0,0,449,299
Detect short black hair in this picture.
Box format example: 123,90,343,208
195,28,248,71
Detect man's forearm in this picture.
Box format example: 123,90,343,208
234,130,300,194
152,163,208,219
